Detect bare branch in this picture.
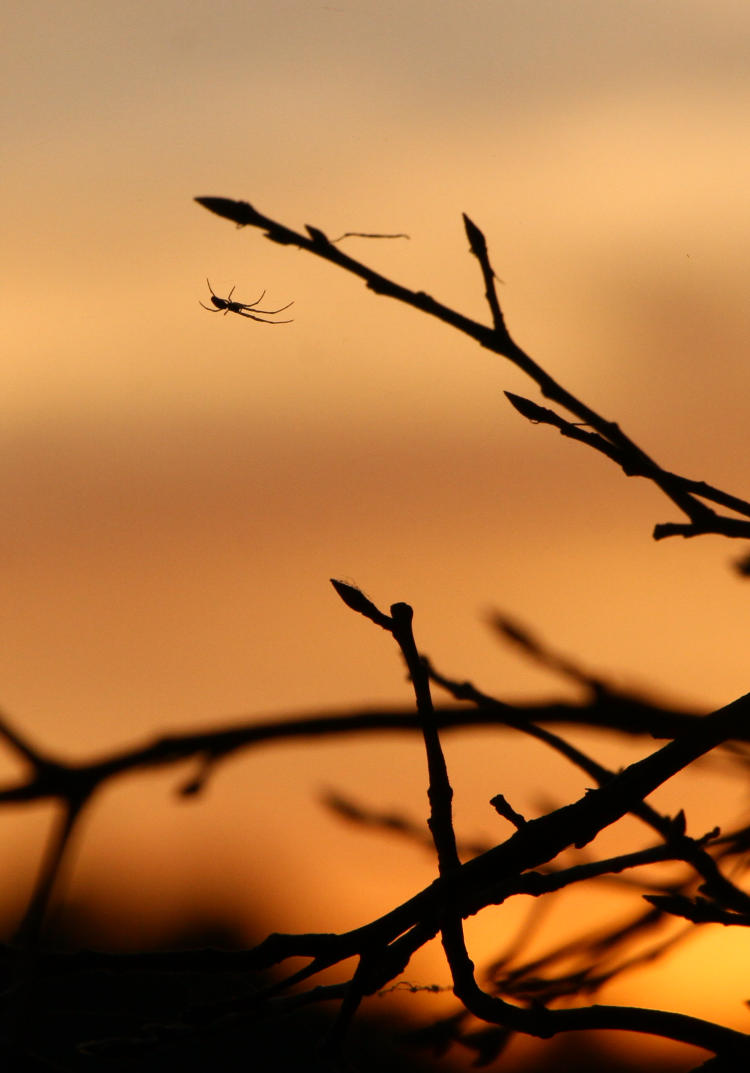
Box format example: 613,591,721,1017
462,213,508,337
196,196,750,546
330,231,410,243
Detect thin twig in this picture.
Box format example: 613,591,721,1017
330,231,410,243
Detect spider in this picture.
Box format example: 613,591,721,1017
199,279,293,323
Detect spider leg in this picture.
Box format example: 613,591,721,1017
246,301,295,316
238,290,266,309
205,279,236,306
199,300,224,312
235,309,294,324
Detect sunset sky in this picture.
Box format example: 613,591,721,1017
5,1,750,1056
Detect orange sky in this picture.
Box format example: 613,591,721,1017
5,1,750,1059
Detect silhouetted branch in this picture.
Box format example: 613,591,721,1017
462,212,508,336
487,612,609,694
196,195,750,546
0,711,55,771
330,231,410,243
3,657,739,1063
224,582,750,1063
0,689,713,810
321,790,490,858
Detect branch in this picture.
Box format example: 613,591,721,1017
323,582,750,1059
195,196,750,546
462,213,508,336
0,689,733,810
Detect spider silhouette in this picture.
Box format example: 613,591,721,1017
199,279,293,323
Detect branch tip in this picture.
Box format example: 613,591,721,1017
389,601,414,626
194,196,259,227
504,391,549,423
462,212,486,253
305,224,330,245
330,579,392,630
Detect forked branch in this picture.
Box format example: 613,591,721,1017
196,195,750,545
318,581,750,1062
